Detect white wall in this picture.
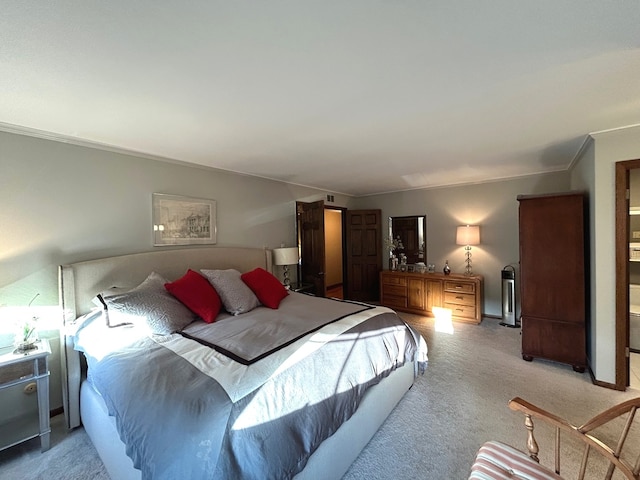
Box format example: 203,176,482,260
569,139,597,373
353,172,571,317
0,131,355,306
581,125,640,384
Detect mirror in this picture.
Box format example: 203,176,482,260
389,215,427,265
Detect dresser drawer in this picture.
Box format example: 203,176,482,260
382,294,407,309
444,281,475,294
445,302,476,320
444,291,476,307
0,361,32,385
382,275,407,287
382,284,407,297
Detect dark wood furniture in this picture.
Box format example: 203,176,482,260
380,270,483,324
517,192,588,372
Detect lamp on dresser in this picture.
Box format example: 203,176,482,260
456,225,480,275
273,247,299,288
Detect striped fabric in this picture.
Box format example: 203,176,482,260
469,441,563,480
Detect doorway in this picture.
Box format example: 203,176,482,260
325,208,345,299
615,160,640,390
628,168,640,389
296,201,346,298
296,202,381,301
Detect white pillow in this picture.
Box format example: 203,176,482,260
200,269,260,315
73,309,148,363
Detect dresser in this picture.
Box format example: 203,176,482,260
380,271,483,324
518,192,587,372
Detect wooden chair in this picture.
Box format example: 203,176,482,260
469,396,640,479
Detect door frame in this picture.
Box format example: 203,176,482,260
615,159,640,390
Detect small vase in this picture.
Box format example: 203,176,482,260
390,256,398,271
443,260,451,275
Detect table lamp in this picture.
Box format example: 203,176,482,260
273,247,299,287
456,225,480,275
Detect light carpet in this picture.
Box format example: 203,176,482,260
1,315,638,479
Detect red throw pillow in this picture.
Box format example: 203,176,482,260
241,267,288,309
165,269,222,323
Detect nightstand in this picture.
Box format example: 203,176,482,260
0,338,51,452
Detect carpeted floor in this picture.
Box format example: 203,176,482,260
1,314,638,479
343,315,640,479
0,412,108,480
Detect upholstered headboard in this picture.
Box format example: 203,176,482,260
59,246,272,429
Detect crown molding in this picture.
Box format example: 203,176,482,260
0,121,181,165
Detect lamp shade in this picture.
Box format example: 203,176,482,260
273,247,299,266
456,225,480,246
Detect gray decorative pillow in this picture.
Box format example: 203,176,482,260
100,272,196,334
200,269,260,315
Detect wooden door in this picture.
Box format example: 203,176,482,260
297,201,326,296
346,209,382,301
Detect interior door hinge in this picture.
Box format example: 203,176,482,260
626,347,631,358
627,189,631,201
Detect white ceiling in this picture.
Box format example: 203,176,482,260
2,2,640,196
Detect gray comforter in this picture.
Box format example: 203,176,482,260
85,297,425,480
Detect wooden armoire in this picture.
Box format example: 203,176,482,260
517,192,588,372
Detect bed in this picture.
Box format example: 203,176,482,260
59,246,427,480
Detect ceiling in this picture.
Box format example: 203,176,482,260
2,2,640,196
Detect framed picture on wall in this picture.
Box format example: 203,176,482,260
152,193,217,246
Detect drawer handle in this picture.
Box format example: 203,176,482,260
454,285,463,289
455,296,464,300
456,308,464,312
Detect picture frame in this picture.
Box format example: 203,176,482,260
152,193,217,246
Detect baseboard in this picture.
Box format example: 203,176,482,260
50,406,64,418
484,317,623,391
587,365,625,391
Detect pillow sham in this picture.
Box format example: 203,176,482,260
100,272,196,334
240,267,288,309
164,269,222,323
93,286,137,327
200,269,260,315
